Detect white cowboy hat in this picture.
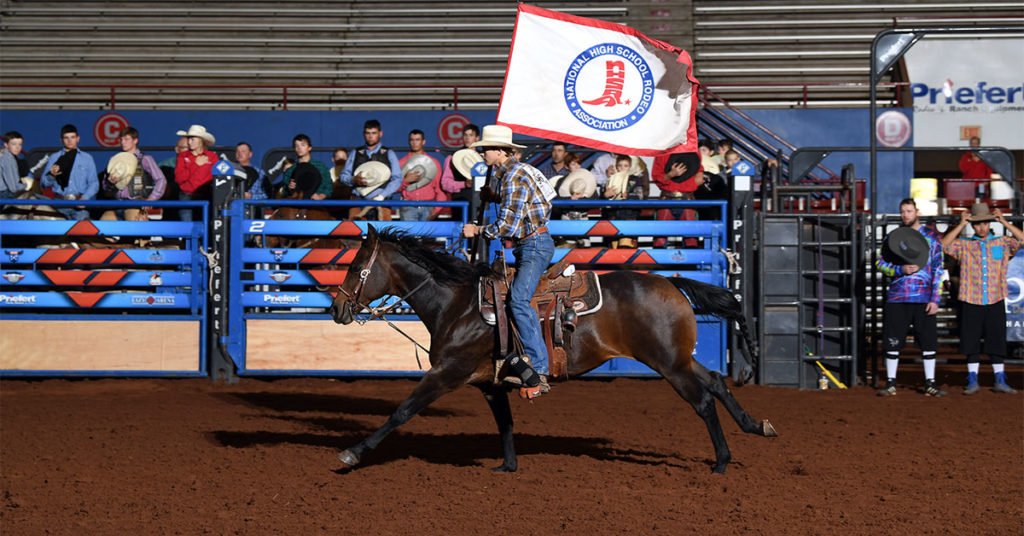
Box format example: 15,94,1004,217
106,151,138,190
451,148,485,180
556,169,597,198
469,124,526,150
354,161,392,196
401,154,439,191
175,124,216,146
605,170,631,199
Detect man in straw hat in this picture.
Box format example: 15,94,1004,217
462,125,556,399
941,203,1023,395
875,199,946,397
174,124,218,222
339,119,402,220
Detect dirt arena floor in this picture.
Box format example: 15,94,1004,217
2,370,1022,535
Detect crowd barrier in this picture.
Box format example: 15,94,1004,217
0,200,209,376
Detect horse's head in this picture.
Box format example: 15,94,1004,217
330,225,395,324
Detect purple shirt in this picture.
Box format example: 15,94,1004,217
876,225,943,304
113,150,167,201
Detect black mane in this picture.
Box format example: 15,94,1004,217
375,228,495,286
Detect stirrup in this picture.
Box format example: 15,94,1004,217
519,375,550,400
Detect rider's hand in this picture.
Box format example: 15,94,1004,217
462,223,479,238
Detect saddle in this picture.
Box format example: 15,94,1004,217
479,257,602,379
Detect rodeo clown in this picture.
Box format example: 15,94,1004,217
460,125,557,399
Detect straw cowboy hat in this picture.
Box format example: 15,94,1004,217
469,125,526,150
353,161,392,196
605,169,631,199
554,169,597,198
883,227,929,267
401,154,439,191
966,202,997,222
175,124,216,146
106,151,138,190
451,148,485,181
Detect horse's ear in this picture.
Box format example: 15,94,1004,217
366,224,378,242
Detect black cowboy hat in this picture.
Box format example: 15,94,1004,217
884,227,929,267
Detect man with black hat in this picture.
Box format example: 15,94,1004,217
41,124,98,220
876,198,945,397
942,203,1024,395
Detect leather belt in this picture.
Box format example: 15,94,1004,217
514,225,549,244
661,191,694,200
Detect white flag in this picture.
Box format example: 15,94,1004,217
497,4,700,156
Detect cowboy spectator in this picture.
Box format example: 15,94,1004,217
589,151,617,189
99,127,167,221
236,142,271,200
174,124,217,222
603,155,648,248
875,199,945,397
958,136,994,179
340,119,403,220
941,203,1023,395
41,124,97,220
398,129,444,221
282,134,332,200
539,142,570,179
652,152,702,248
3,131,30,183
0,134,26,199
440,123,480,220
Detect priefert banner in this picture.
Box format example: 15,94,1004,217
905,38,1024,150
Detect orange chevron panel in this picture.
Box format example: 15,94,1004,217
86,271,128,286
41,270,90,285
67,220,101,236
595,249,636,264
633,251,657,265
338,249,359,263
308,269,348,285
564,249,602,264
38,249,77,264
587,221,621,236
73,250,116,264
301,249,345,264
109,251,135,264
66,292,105,308
329,221,363,236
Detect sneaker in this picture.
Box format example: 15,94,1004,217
876,379,897,397
963,372,980,396
923,379,946,397
992,372,1018,394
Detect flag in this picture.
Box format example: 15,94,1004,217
497,4,700,156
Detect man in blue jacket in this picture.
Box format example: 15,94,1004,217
41,124,97,220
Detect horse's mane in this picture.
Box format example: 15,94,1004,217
375,228,495,286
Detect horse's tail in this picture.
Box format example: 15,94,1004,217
668,277,758,385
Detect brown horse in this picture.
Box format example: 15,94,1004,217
329,226,777,474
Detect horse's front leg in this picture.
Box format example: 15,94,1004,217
337,365,468,469
478,384,517,472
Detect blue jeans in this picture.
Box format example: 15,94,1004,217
509,231,556,375
58,207,90,221
399,206,432,221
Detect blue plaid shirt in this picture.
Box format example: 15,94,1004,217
482,158,551,240
876,225,944,304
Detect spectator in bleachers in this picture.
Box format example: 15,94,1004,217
958,136,994,179
340,119,403,220
235,142,271,200
3,131,30,183
159,136,188,170
941,203,1023,395
651,152,702,248
589,151,617,190
398,129,444,221
698,139,720,176
539,142,569,179
42,124,97,220
603,155,648,248
329,147,349,184
99,127,167,221
282,134,332,200
712,138,734,167
440,123,480,220
722,149,741,176
0,134,27,198
174,124,217,222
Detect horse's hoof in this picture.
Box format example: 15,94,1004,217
711,464,728,474
762,419,779,437
490,463,517,473
338,449,361,467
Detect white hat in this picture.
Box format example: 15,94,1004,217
555,169,597,198
451,148,485,180
401,154,439,191
175,124,216,146
469,125,526,150
354,161,392,196
106,151,138,190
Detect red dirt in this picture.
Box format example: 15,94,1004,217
2,374,1022,535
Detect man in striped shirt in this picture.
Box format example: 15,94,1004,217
462,125,555,399
876,199,945,397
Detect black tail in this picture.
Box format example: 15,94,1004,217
668,277,759,385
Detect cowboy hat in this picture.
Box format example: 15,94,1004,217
554,169,597,198
175,124,216,146
401,154,439,192
353,161,392,196
469,125,526,150
106,152,138,190
605,169,631,199
884,227,929,267
966,202,996,222
451,148,485,181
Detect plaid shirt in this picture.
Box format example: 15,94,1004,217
946,234,1022,305
876,225,944,304
482,158,551,240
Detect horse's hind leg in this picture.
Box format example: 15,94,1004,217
656,365,733,474
477,384,517,473
702,370,778,438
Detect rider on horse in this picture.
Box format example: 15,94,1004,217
461,125,557,399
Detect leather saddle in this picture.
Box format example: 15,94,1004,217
479,257,602,378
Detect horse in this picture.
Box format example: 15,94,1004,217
328,226,777,474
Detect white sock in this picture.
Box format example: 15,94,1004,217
993,363,1005,374
923,356,936,381
886,355,899,380
968,363,980,374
